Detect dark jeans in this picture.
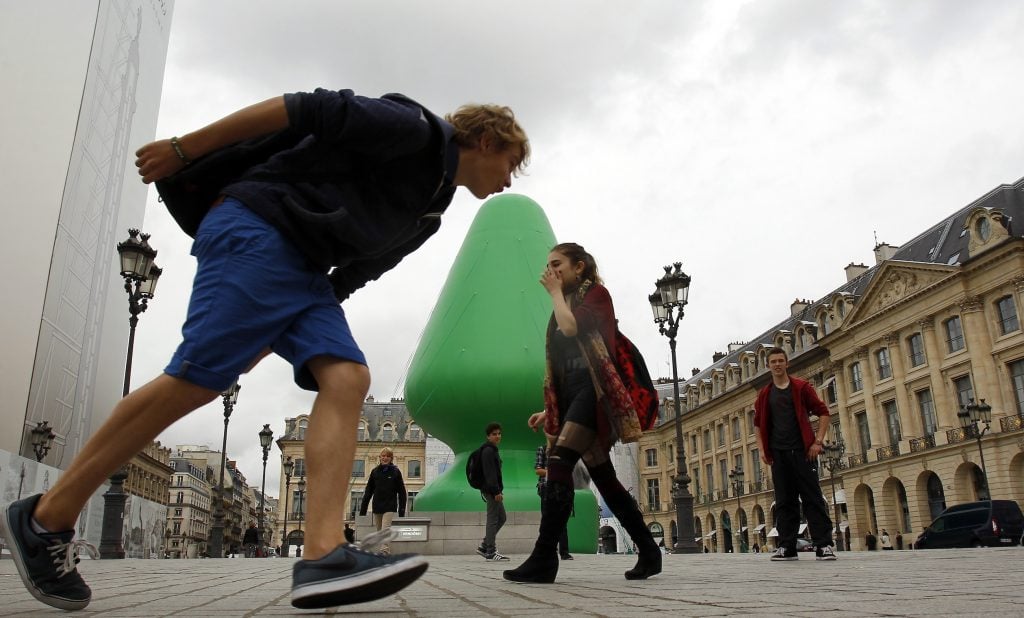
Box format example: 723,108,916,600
771,448,833,550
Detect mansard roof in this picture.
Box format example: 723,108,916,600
658,176,1024,402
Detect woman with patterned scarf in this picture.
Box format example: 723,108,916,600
504,243,661,584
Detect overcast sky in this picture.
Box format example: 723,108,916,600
135,0,1024,496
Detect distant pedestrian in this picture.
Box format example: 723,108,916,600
359,447,407,555
476,422,509,561
535,446,572,560
243,523,259,558
752,543,760,554
754,347,836,562
865,531,878,550
881,529,893,550
344,523,355,544
895,532,903,550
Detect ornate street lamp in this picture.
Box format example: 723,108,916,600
30,420,56,462
116,229,162,396
958,398,993,499
649,262,697,554
728,467,746,553
258,424,274,556
822,437,846,550
209,381,241,558
296,476,307,531
281,455,294,557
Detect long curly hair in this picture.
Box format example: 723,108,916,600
551,242,603,286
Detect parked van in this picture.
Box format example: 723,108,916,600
915,500,1024,549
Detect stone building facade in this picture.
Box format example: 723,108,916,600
637,176,1024,553
124,441,173,506
276,396,427,552
166,454,213,558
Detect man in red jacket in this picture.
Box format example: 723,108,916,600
754,347,837,561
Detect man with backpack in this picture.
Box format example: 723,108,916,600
0,89,528,612
474,422,508,561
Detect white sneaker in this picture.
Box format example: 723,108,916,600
816,545,837,561
769,547,798,561
487,552,510,561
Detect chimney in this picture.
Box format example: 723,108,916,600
691,367,700,377
712,351,726,363
845,262,869,282
790,298,809,317
727,341,746,353
873,242,899,265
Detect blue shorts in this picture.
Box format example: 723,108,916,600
165,198,366,392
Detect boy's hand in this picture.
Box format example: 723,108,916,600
135,139,188,184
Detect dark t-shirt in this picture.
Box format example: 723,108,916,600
769,384,804,450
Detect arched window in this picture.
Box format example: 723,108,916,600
357,421,367,441
409,423,421,441
382,423,394,442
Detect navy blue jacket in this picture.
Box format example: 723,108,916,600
222,89,459,301
360,463,408,516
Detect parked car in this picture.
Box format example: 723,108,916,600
915,500,1024,549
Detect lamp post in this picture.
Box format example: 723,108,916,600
116,229,162,397
728,467,746,553
281,455,294,557
30,421,56,462
822,437,846,551
209,381,241,558
649,262,697,554
295,476,306,557
258,424,274,556
958,398,993,499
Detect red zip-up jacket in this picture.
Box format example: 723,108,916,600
753,377,829,465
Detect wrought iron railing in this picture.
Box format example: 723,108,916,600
945,427,969,444
909,434,936,452
847,453,866,467
1000,415,1024,433
875,444,900,461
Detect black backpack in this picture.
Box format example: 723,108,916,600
154,127,309,238
466,443,491,490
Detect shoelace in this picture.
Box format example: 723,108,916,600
49,539,99,578
355,527,398,554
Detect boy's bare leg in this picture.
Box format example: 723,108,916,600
34,374,219,531
302,356,369,560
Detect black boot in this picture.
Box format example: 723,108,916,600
603,486,662,580
503,481,574,583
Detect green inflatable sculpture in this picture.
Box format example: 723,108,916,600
405,194,597,553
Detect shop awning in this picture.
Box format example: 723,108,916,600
740,526,748,532
704,530,717,538
839,521,849,531
798,523,808,534
753,524,766,532
767,527,779,537
694,537,702,542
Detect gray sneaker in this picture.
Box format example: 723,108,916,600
0,494,97,611
291,543,428,609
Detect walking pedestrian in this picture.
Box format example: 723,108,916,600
359,447,407,555
504,243,661,583
0,87,528,612
535,446,572,560
866,531,878,550
881,529,893,550
475,423,509,561
344,523,355,544
895,531,903,550
754,347,837,562
243,523,259,558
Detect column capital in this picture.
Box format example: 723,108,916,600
884,332,900,346
854,346,869,359
958,295,984,313
917,315,936,331
1012,275,1024,294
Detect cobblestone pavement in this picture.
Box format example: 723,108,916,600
1,548,1022,616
